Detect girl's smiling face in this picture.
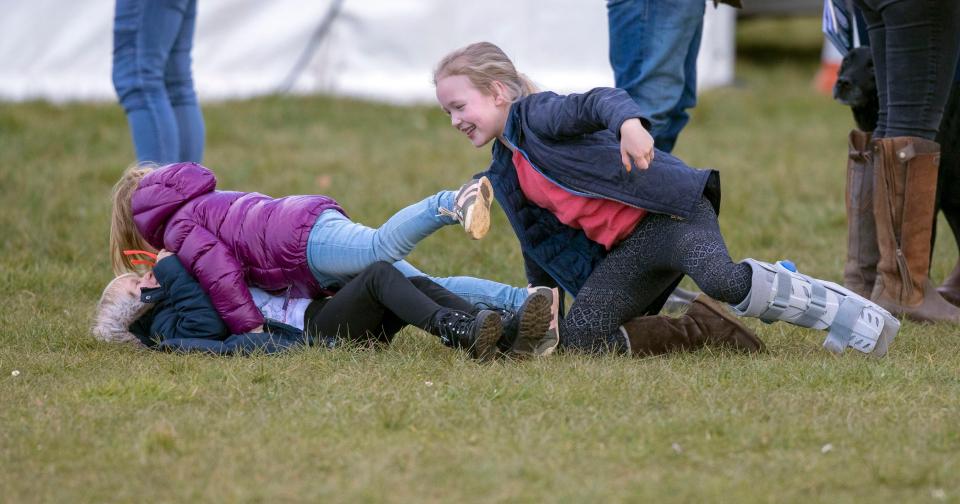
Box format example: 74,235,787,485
435,74,510,148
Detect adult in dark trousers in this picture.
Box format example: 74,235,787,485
112,0,205,164
934,61,960,306
850,0,960,322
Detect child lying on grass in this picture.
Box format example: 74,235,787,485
92,250,554,359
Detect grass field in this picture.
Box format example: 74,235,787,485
2,17,959,503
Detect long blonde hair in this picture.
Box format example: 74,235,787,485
433,42,538,102
110,164,156,275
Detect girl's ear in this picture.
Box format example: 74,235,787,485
490,80,511,106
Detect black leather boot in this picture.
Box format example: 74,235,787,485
429,309,501,362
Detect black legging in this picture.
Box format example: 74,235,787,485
561,198,752,353
851,0,960,140
303,262,474,344
935,79,960,251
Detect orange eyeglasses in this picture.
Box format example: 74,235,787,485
123,249,158,267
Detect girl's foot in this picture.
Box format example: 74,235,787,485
443,176,494,239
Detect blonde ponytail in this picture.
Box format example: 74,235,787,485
433,42,538,102
109,164,156,275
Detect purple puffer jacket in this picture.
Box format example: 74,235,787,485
132,163,344,334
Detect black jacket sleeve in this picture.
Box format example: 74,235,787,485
520,88,652,142
145,255,230,342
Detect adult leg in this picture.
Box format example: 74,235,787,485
850,0,960,322
854,0,960,140
937,75,960,305
606,0,705,152
164,0,204,162
843,129,878,298
112,0,191,164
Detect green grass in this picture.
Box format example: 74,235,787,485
2,17,959,503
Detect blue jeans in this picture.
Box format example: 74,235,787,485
306,191,529,312
607,0,704,153
112,0,205,164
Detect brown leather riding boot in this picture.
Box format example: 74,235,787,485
871,136,960,322
620,295,764,356
843,129,879,297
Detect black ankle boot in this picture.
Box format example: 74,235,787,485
429,309,501,362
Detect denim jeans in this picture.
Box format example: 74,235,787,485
112,0,205,164
852,0,960,140
306,191,529,312
607,0,705,153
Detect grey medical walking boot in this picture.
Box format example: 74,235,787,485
731,259,899,357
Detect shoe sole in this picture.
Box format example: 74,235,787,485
691,295,766,353
471,310,502,362
870,313,899,357
464,177,493,240
510,290,553,357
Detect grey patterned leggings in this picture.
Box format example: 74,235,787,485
560,198,752,353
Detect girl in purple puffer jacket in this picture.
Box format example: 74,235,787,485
109,162,542,357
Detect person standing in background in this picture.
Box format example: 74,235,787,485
606,0,739,153
934,58,960,306
112,0,205,164
851,0,960,322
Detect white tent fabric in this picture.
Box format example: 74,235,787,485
0,0,735,104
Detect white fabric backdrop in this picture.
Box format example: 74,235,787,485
0,0,735,104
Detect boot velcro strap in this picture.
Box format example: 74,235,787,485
760,268,793,323
795,277,829,327
823,297,865,352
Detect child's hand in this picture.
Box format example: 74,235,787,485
156,249,174,261
619,118,655,171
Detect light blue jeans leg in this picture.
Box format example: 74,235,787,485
392,260,528,312
307,190,458,286
306,191,528,312
112,0,195,164
165,0,204,162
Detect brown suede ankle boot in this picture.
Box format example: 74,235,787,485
620,295,764,356
843,129,879,297
871,136,960,322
